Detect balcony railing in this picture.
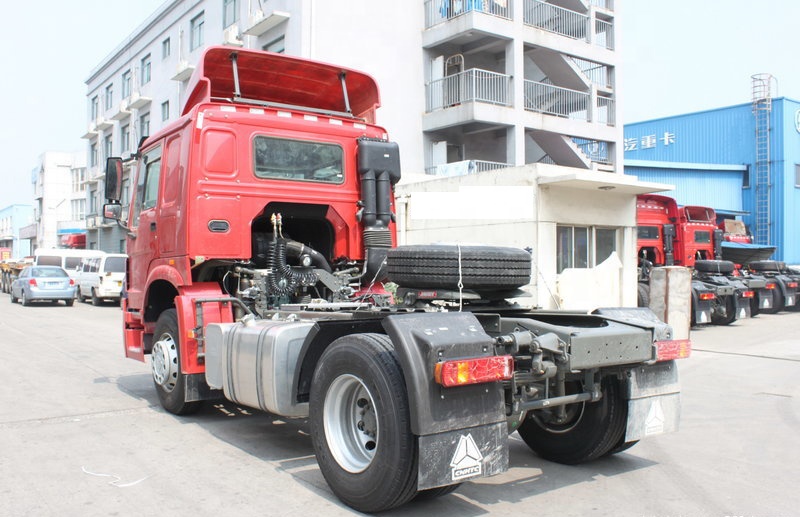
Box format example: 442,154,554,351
425,159,512,176
524,0,614,49
573,138,611,165
524,80,615,126
426,69,511,112
424,0,511,29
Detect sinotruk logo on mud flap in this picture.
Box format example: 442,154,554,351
450,434,483,481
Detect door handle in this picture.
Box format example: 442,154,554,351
150,222,156,231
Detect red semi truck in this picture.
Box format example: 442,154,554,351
636,194,761,324
103,47,689,512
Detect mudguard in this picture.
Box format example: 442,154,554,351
382,311,507,436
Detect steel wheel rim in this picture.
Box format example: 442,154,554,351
151,333,178,391
323,374,378,473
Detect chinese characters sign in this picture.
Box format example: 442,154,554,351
624,131,676,152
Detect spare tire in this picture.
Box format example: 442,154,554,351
694,260,735,274
749,260,785,272
386,245,531,290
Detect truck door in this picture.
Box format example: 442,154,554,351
126,145,163,310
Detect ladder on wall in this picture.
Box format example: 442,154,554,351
751,74,774,246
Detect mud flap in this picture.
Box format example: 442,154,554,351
417,422,508,490
623,360,681,441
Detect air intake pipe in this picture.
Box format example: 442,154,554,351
357,139,401,284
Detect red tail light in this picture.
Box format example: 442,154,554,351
434,355,514,387
655,339,692,361
28,279,37,287
788,282,798,289
698,292,715,300
766,282,777,290
741,290,754,298
69,279,75,286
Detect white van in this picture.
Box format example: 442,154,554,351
34,249,104,281
77,253,127,305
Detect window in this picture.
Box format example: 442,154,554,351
263,35,285,53
104,84,113,110
637,226,659,240
742,164,750,189
694,231,711,244
139,112,150,138
140,147,162,212
253,136,344,184
71,168,86,193
556,225,618,274
103,135,113,160
121,179,131,208
121,124,130,152
140,54,151,85
161,101,170,121
88,187,97,215
90,96,99,119
190,12,205,50
90,143,99,167
71,199,86,220
162,37,171,59
121,70,132,99
223,0,238,27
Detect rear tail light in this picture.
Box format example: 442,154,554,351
69,279,75,286
434,355,514,387
655,339,692,361
28,279,37,287
698,292,715,300
766,282,777,290
788,282,798,289
741,290,754,298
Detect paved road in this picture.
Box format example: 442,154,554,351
1,299,798,517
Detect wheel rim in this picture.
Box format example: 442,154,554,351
530,402,586,434
323,374,378,473
151,332,178,392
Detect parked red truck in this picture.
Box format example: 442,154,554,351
103,47,689,512
636,194,760,324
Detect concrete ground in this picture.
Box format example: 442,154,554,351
1,299,797,516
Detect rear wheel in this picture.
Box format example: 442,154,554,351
21,291,30,306
309,333,417,513
517,377,628,464
151,309,200,415
710,296,736,325
64,298,74,307
91,289,102,306
637,283,650,308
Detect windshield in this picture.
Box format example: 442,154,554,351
253,136,344,184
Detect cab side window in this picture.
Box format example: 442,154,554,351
133,146,163,226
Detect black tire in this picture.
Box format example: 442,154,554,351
91,289,102,306
605,436,639,456
517,377,627,465
749,260,784,273
151,309,201,415
750,295,761,317
21,291,30,306
309,333,417,513
637,283,650,308
386,245,531,290
710,296,737,325
694,260,735,274
10,292,17,303
64,299,75,307
772,288,786,313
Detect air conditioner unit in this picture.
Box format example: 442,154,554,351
223,25,243,47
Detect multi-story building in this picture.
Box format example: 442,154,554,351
31,152,87,252
0,205,34,258
83,0,667,308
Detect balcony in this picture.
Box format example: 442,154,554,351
424,0,511,29
128,92,152,110
426,159,512,176
524,80,614,126
172,61,195,82
243,9,290,36
426,68,511,112
524,0,614,50
111,100,131,121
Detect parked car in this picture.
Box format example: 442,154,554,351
77,253,127,305
34,249,104,282
10,266,76,306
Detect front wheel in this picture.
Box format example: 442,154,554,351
517,377,628,464
309,333,418,513
151,309,200,415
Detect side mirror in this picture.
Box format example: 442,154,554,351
105,157,123,202
103,203,122,221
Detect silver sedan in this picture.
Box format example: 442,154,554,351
10,266,77,306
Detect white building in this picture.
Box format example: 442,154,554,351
83,0,668,307
32,152,87,252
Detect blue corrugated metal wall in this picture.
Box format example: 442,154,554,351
624,98,800,263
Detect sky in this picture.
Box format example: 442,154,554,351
2,0,800,209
